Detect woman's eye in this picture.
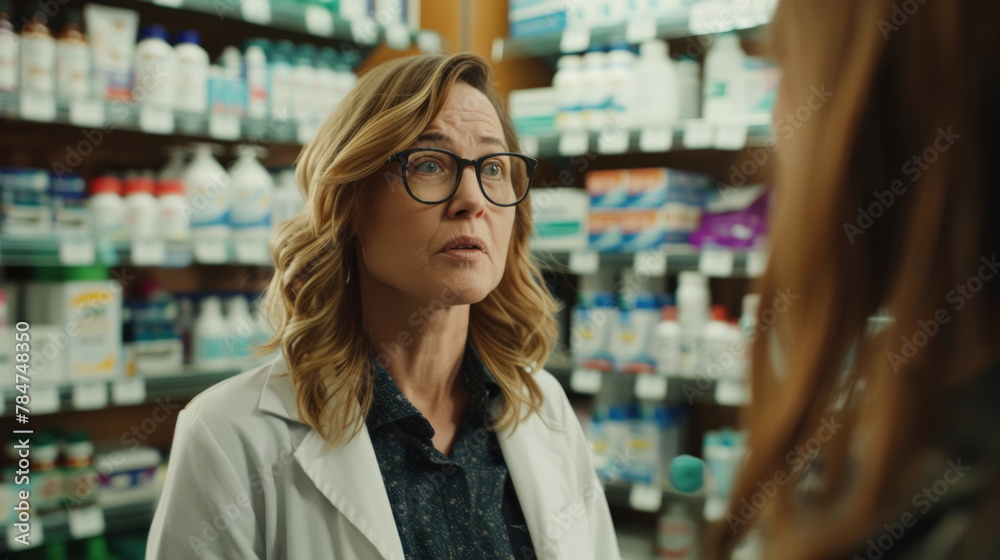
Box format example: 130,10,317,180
414,161,440,173
483,163,502,177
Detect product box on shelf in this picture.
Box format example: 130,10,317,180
626,168,711,209
690,184,769,250
0,168,54,235
95,444,162,509
588,210,626,253
585,169,629,210
529,187,589,252
509,87,558,136
508,0,567,37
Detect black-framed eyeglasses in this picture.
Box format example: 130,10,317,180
387,148,537,207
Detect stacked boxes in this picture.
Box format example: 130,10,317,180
586,168,711,252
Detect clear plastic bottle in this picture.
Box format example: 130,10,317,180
88,175,126,240
134,24,176,109
0,0,17,93
229,145,274,257
173,29,209,114
243,37,269,119
55,9,89,102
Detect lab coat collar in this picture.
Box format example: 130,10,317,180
255,353,572,560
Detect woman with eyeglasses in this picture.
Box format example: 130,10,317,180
146,53,620,560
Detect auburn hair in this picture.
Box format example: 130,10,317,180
709,0,1000,558
258,53,559,447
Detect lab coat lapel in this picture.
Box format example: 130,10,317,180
258,356,405,560
295,425,406,560
497,404,570,560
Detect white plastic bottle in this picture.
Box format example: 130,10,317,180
553,55,584,132
676,271,709,375
653,305,682,375
88,176,126,240
314,47,338,118
604,45,634,128
193,295,230,371
19,8,56,99
156,178,189,241
229,145,274,257
226,295,253,363
268,40,294,119
292,43,317,123
55,9,89,102
173,29,209,114
271,168,303,225
629,40,680,130
675,56,701,120
700,305,732,377
133,24,176,109
581,50,609,131
618,292,660,374
123,174,159,239
0,0,17,93
243,37,269,119
703,33,746,121
182,143,231,249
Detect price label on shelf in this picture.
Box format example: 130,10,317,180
714,125,749,150
241,0,272,25
634,249,667,277
194,239,229,264
20,94,56,122
234,238,270,264
570,369,603,394
560,27,590,53
72,381,108,411
139,107,174,135
304,5,335,36
59,238,95,266
747,250,768,277
131,238,166,266
558,130,589,156
350,17,380,45
209,114,241,140
625,18,657,44
639,127,672,153
597,129,629,155
112,377,146,406
152,0,183,7
634,375,668,401
32,386,60,414
69,99,104,128
385,22,411,50
699,248,735,277
715,378,750,406
68,506,106,539
683,121,714,149
568,249,600,275
520,136,539,157
417,30,442,54
628,484,663,513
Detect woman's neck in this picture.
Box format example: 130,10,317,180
358,264,470,408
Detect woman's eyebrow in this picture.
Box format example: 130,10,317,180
412,132,508,151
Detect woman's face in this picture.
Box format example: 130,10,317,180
356,82,517,306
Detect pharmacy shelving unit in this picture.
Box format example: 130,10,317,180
0,368,244,418
0,233,274,268
500,0,776,533
0,502,155,554
492,0,773,63
522,114,775,159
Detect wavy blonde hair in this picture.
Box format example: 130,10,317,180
259,53,559,447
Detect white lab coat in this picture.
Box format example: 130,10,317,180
146,353,621,560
